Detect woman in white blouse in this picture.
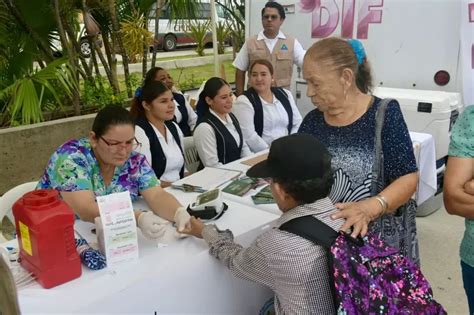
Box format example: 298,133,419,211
193,77,252,168
131,81,186,187
232,59,303,153
144,67,197,136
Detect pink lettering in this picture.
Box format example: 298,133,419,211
357,0,383,39
300,0,321,12
469,3,474,22
341,0,356,38
311,0,340,38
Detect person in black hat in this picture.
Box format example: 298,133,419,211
181,133,344,314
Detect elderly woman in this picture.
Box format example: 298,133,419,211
298,38,419,263
37,105,191,239
232,59,302,153
444,105,474,314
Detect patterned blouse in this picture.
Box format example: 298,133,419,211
448,105,474,267
298,97,417,204
37,138,159,201
202,197,344,314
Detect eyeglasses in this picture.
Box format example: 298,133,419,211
99,136,141,152
262,14,280,21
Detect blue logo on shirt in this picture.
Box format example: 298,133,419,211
280,44,288,51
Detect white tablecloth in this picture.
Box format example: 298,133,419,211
409,132,437,205
12,192,277,314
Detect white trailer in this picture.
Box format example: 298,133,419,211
245,0,474,214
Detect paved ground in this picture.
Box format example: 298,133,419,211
417,204,468,314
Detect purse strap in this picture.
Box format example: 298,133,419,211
370,98,393,195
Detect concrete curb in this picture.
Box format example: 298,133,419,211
102,54,233,75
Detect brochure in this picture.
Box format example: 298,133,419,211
96,191,139,267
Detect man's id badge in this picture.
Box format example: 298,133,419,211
280,44,288,51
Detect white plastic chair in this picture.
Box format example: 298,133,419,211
183,137,201,173
0,182,38,241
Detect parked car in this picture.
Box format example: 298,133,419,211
51,24,102,58
148,1,229,51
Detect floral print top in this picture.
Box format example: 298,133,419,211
37,138,159,201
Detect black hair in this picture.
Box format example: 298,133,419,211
92,105,135,137
143,67,165,86
261,1,285,19
197,77,230,116
130,81,170,118
273,154,333,204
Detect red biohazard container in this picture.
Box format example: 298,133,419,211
12,189,81,288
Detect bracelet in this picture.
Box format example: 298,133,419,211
374,195,388,216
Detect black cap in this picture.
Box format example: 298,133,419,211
247,134,331,180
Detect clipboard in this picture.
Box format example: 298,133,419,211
240,153,268,167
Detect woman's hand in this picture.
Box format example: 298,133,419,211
180,216,205,238
331,198,383,238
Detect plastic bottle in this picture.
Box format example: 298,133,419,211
12,189,81,288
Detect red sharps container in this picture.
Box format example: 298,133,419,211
12,189,81,288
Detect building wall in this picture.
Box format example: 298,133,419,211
0,113,96,195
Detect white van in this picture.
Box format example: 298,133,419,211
148,1,228,51
245,0,474,215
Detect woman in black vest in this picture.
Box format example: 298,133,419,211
193,77,252,168
131,81,186,187
143,67,197,136
233,59,302,153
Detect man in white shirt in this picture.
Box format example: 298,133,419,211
233,1,306,95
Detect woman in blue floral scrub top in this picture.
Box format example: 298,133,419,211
444,105,474,314
37,106,191,240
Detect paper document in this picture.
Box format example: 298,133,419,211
173,167,242,190
97,191,139,267
240,153,268,166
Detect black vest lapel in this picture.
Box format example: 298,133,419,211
172,92,192,136
136,117,184,179
243,87,293,136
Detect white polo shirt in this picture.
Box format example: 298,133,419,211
233,31,306,71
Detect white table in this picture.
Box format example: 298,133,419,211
13,192,278,314
218,151,282,215
409,132,437,205
220,132,437,209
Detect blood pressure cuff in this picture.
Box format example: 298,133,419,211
186,202,228,221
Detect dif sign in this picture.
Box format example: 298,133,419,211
299,0,384,39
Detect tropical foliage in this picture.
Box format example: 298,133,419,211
0,0,243,127
187,20,211,57
216,22,231,55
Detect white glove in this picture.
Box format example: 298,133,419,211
137,212,169,240
174,206,191,232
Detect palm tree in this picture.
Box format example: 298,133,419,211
0,0,79,124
